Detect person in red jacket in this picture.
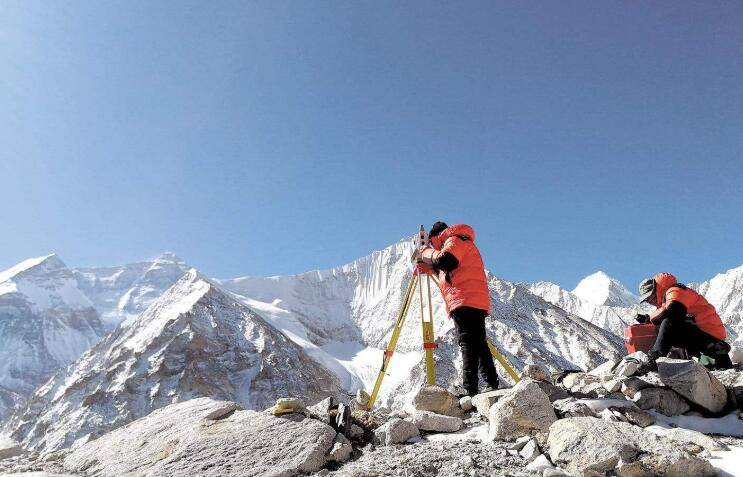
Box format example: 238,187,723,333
637,272,732,369
417,222,498,396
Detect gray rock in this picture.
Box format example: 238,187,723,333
459,395,473,412
488,380,557,441
204,401,241,420
519,438,540,462
520,364,549,382
63,398,337,477
614,407,655,428
589,359,620,378
535,381,571,403
471,389,510,417
412,385,463,417
547,417,714,477
355,389,370,409
408,411,463,433
308,396,337,424
561,372,587,389
711,369,743,410
603,378,624,393
552,397,597,418
657,358,728,413
731,346,743,366
373,418,419,446
662,428,726,452
621,373,664,398
327,434,353,463
633,388,691,416
526,454,554,472
346,423,364,440
614,351,649,378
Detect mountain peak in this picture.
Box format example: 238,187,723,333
154,252,184,263
572,271,636,307
0,254,66,284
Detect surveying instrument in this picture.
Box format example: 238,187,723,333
364,226,520,410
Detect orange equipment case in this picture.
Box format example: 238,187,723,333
624,323,658,354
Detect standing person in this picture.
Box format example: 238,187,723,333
637,272,733,369
416,221,499,396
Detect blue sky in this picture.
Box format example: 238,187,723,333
1,1,741,290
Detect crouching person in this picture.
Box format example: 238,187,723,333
638,272,733,369
417,221,499,396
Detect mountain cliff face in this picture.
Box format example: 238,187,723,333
5,271,343,451
72,253,190,329
691,264,743,345
0,255,105,420
218,239,626,408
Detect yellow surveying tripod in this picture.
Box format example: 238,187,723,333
365,226,520,410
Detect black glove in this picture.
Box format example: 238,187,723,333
635,314,650,324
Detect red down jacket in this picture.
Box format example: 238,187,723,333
430,224,490,315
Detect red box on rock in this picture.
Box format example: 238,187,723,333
624,323,658,354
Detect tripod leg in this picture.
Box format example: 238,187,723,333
421,274,436,385
366,273,418,410
486,339,521,383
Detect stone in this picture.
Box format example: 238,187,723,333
471,389,510,417
488,379,557,441
526,454,554,472
520,364,550,382
204,401,241,421
632,388,691,416
621,373,664,398
506,436,533,451
657,358,728,413
373,418,419,446
535,381,571,402
413,385,463,417
408,411,463,433
542,469,569,477
589,359,620,378
730,346,743,366
327,434,353,463
614,352,649,378
346,423,364,439
614,407,655,428
518,438,540,462
599,408,624,422
603,378,624,393
664,428,725,451
63,398,337,477
308,396,337,423
547,417,714,477
551,397,596,418
459,395,473,412
355,389,370,408
711,369,743,410
561,372,587,389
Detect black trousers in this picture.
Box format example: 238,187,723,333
451,306,499,395
651,317,726,360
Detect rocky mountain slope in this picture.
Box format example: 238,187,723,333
4,271,343,451
218,239,626,408
691,264,743,346
0,255,105,420
72,252,190,329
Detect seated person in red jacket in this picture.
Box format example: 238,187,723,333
637,272,732,369
417,221,499,396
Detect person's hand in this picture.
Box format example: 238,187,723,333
415,263,434,275
635,313,650,324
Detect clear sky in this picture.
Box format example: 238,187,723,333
1,1,741,290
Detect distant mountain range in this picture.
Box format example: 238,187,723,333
1,241,740,451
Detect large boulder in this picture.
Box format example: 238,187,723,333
407,411,463,433
373,418,419,446
632,388,691,416
471,389,510,417
64,398,337,477
621,373,665,398
547,417,714,477
488,379,557,441
711,369,743,410
657,358,728,413
552,398,597,418
412,385,463,417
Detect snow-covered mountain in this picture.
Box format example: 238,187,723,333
73,252,190,329
691,264,743,346
5,270,343,451
218,239,626,408
528,275,647,337
573,271,638,308
0,255,105,420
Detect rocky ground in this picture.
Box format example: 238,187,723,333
1,353,742,477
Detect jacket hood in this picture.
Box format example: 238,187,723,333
653,272,678,306
440,224,476,242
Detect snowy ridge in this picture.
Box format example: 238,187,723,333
5,270,343,451
0,255,105,420
572,271,638,307
691,264,743,345
73,252,190,329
